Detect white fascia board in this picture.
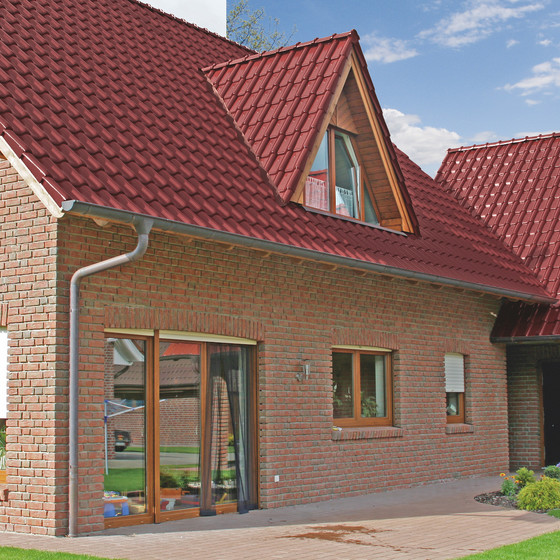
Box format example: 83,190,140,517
0,136,63,218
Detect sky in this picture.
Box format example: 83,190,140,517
145,0,560,176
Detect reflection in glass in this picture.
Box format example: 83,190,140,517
332,352,354,418
158,341,201,512
360,354,386,418
104,338,147,518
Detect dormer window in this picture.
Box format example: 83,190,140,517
305,128,379,225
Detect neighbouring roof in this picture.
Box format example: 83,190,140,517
0,0,553,302
437,134,560,338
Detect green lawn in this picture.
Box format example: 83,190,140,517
0,548,118,560
455,530,560,559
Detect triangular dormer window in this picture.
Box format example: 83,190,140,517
305,128,379,225
295,58,417,234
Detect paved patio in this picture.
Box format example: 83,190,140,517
2,476,560,559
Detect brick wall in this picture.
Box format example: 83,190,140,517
0,160,64,535
1,162,512,535
61,216,508,534
507,343,560,469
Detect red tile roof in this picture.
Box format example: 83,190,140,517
0,0,551,302
205,32,356,202
437,134,560,337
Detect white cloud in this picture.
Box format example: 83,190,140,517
525,98,541,105
504,57,560,94
419,0,544,48
383,108,461,175
362,33,419,63
145,0,226,35
538,38,553,46
506,38,519,47
470,130,501,143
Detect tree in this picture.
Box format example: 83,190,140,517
227,0,296,51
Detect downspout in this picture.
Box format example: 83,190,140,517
68,218,153,537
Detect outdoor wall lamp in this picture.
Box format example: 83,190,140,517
296,361,310,382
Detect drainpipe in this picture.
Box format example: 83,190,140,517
68,218,153,537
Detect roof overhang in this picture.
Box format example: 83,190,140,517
61,200,557,305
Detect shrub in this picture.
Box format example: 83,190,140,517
544,465,560,480
515,467,536,489
517,477,560,511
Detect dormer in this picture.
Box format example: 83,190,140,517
293,58,417,233
205,31,418,234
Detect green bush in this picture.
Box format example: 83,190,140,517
517,477,560,511
515,467,535,489
543,465,560,480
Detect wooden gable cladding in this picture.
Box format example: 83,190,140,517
292,51,416,234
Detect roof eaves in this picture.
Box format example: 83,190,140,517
61,200,557,305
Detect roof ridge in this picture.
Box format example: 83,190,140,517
126,0,255,55
447,132,560,154
203,30,359,73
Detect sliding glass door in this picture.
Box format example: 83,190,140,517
103,334,257,527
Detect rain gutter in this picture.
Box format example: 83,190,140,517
61,200,556,305
491,335,560,344
62,200,557,304
68,216,153,537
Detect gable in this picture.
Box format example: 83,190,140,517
293,58,417,233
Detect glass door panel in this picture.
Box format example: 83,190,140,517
104,338,147,518
158,341,201,512
207,344,255,513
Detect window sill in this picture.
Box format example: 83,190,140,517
332,426,403,441
445,423,474,435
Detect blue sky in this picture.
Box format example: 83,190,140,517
147,0,560,176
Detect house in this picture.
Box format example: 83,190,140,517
437,134,560,471
0,0,554,536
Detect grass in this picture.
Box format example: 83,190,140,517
0,548,118,560
548,509,560,519
455,530,560,559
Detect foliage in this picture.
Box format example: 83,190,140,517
453,530,560,559
159,468,180,488
500,475,518,497
0,424,6,470
227,0,296,51
544,465,560,480
517,477,560,511
361,394,377,418
514,467,536,489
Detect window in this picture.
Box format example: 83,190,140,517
305,128,379,224
445,353,465,423
332,349,392,426
0,327,6,420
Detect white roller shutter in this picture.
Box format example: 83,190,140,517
445,353,465,393
0,327,7,418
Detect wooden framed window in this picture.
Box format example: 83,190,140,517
304,128,379,225
332,349,392,426
445,353,465,424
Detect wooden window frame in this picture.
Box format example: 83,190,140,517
103,333,259,529
305,127,379,224
332,349,392,427
446,392,465,424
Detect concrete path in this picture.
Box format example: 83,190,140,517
2,476,560,559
